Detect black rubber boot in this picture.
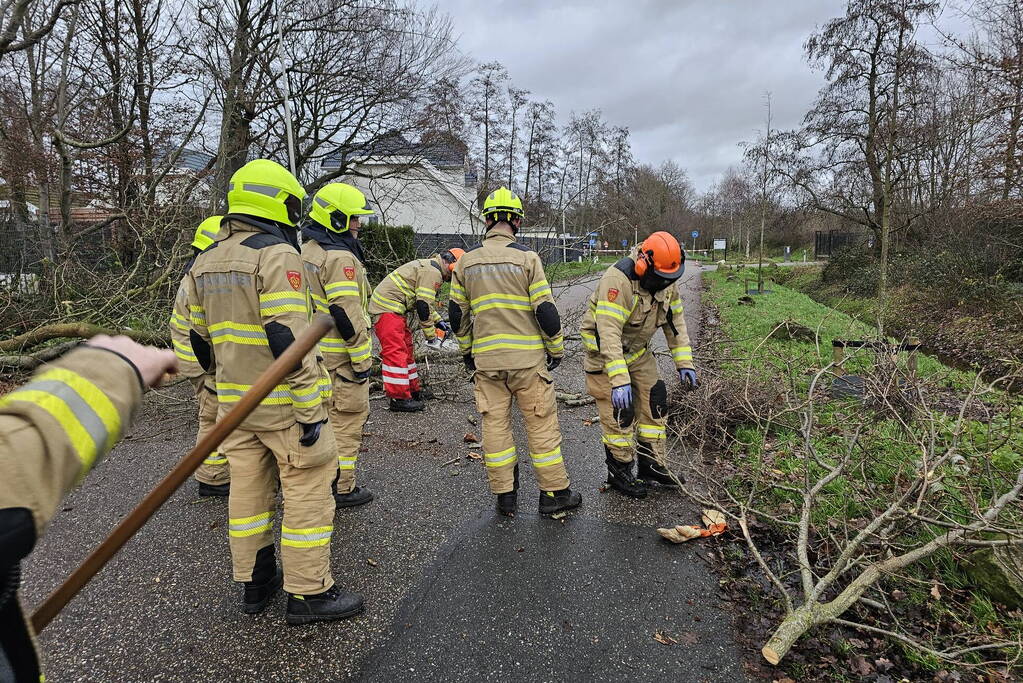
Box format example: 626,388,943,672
286,585,365,625
334,486,374,509
243,545,282,614
389,397,425,412
637,442,683,487
538,488,582,516
604,447,647,498
495,465,519,516
198,481,230,497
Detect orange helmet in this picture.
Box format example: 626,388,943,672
635,231,684,279
441,247,465,272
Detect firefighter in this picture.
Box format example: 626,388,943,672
580,231,697,499
449,187,581,517
0,335,177,682
170,215,231,497
184,159,363,624
368,248,465,412
300,183,376,509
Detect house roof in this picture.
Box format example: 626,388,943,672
322,135,465,170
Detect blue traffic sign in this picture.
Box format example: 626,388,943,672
690,230,699,238
621,239,628,247
588,238,597,247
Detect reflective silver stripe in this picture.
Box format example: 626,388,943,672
210,327,268,341
314,196,331,208
28,379,110,459
281,528,333,542
242,183,284,198
472,336,544,351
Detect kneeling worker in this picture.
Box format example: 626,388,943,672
449,187,581,517
581,231,697,498
369,248,464,412
301,183,376,508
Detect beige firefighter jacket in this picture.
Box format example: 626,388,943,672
0,347,143,535
580,252,694,388
302,240,372,374
184,216,329,431
450,229,564,371
368,257,444,338
170,253,215,391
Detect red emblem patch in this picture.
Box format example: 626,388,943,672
434,281,442,291
287,270,302,290
607,288,619,302
344,266,356,280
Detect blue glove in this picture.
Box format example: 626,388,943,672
611,385,633,410
298,420,325,446
353,368,372,380
679,368,698,390
437,320,452,333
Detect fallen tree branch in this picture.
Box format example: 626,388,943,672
0,341,78,371
0,324,169,353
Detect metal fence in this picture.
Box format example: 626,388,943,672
814,230,859,258
413,232,587,264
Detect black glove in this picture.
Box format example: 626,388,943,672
437,320,452,333
353,368,372,380
463,354,476,373
546,354,561,371
298,420,325,446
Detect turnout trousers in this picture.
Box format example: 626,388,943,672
585,350,669,464
472,361,570,494
221,423,337,595
374,312,421,400
192,380,230,486
330,368,370,494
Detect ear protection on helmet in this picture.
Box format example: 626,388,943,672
634,248,653,277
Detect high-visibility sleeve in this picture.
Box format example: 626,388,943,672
663,287,695,371
257,248,327,424
321,252,372,373
525,252,563,357
414,262,444,338
593,271,632,388
169,276,206,379
184,270,216,376
0,347,143,536
450,265,473,355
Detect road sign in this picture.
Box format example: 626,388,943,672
713,238,727,250
621,239,628,247
690,230,699,239
588,238,596,247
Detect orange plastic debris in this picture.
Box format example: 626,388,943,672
657,509,727,543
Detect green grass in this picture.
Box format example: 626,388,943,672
545,256,617,283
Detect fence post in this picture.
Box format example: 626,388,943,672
832,340,845,377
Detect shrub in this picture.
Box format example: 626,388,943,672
359,223,416,284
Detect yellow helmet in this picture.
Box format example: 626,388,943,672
481,186,524,224
309,183,374,233
191,215,224,251
226,159,307,226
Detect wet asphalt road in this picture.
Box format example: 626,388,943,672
23,261,749,682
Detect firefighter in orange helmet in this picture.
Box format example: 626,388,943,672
580,231,696,499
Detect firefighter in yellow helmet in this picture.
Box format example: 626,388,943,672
368,248,464,412
449,187,581,516
170,215,231,496
184,159,363,623
580,231,696,499
0,336,177,682
300,183,376,508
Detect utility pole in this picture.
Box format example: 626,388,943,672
757,92,772,294
276,5,297,177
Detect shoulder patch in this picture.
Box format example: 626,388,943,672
506,242,532,252
607,288,619,302
344,266,356,280
287,270,302,290
241,233,288,250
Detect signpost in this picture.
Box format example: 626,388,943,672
690,230,699,253
713,238,726,261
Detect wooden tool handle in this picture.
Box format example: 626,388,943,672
31,315,334,633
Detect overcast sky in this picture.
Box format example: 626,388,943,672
427,0,851,192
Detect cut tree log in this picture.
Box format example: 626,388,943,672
0,323,169,353
0,341,78,371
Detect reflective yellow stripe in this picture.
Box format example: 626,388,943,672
450,283,467,303
169,312,189,331
605,359,628,378
595,302,628,322
173,339,198,362
625,347,646,365
372,291,405,314
528,279,552,301
472,333,544,354
545,335,564,354
0,368,121,471
281,525,333,548
470,292,532,313
189,305,206,326
389,272,414,297
637,423,666,440
671,346,693,363
347,340,372,363
416,286,437,300
580,331,598,352
203,451,227,465
319,337,347,353
456,333,473,352
338,455,357,470
602,433,634,448
326,281,360,298
484,446,517,467
670,300,684,316
209,321,269,346
229,511,273,537
530,447,563,468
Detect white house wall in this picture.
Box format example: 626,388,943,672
347,163,485,236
